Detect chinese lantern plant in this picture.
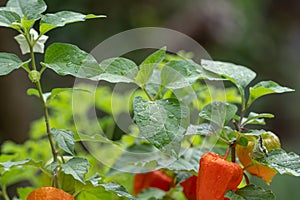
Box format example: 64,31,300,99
196,60,299,199
130,59,300,199
0,0,136,199
0,0,300,200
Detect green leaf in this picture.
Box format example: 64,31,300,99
242,112,274,126
0,159,43,174
61,157,89,183
99,182,136,200
42,43,102,79
4,0,47,20
167,147,202,173
175,172,194,184
28,88,88,103
76,189,114,200
40,11,106,34
133,97,189,156
244,129,266,136
161,60,201,89
185,123,216,136
237,136,248,147
199,101,238,127
137,188,166,200
109,143,168,174
0,159,30,172
248,80,294,107
43,88,90,104
0,53,29,76
74,132,112,144
136,47,166,86
225,184,276,200
225,191,246,200
266,149,300,176
51,128,75,155
93,57,139,83
17,187,34,200
201,60,256,89
26,88,39,98
75,175,136,200
0,10,21,29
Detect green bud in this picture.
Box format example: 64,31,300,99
28,70,40,83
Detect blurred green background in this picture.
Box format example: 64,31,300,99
0,0,299,199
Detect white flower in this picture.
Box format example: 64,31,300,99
14,29,48,54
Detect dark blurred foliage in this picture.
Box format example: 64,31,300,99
0,0,300,198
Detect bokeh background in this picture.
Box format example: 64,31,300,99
0,0,299,199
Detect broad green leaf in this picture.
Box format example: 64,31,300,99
201,60,256,89
75,175,135,200
244,129,266,136
199,101,238,127
133,97,189,156
0,154,16,162
93,57,138,83
4,0,46,20
109,143,175,174
185,123,216,136
28,88,89,103
167,147,202,173
40,11,106,34
200,68,227,81
248,80,294,107
0,159,43,181
0,10,21,29
135,47,166,86
74,132,112,144
17,187,34,200
225,191,246,200
76,185,135,200
0,159,30,172
61,157,89,183
51,128,75,155
242,112,274,126
266,149,300,176
76,189,114,200
137,188,166,200
0,53,29,75
43,88,90,104
175,172,194,184
161,60,201,89
225,184,275,200
237,136,248,147
0,159,42,170
42,43,102,79
99,182,136,199
0,167,34,186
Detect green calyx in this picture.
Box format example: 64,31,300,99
28,70,40,83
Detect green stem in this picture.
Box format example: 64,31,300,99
142,85,153,101
30,48,37,71
1,185,10,200
153,85,165,100
28,43,59,187
73,189,84,198
237,88,246,131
